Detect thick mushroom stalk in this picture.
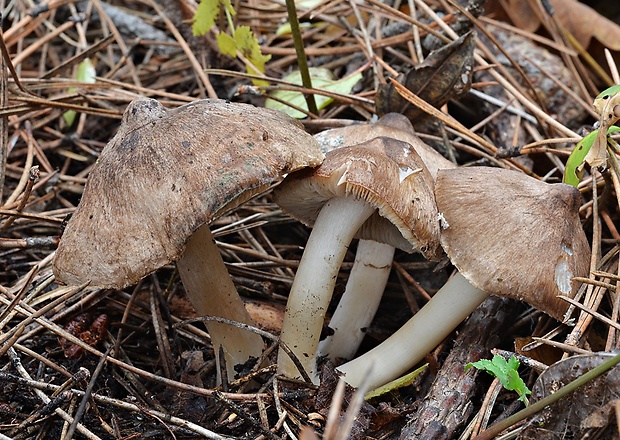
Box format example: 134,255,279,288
336,273,487,389
277,197,375,382
177,225,263,380
317,239,395,361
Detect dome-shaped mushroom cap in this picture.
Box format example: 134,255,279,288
435,167,591,320
274,136,442,259
314,113,455,179
53,98,324,289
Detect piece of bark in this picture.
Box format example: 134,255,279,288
399,296,513,440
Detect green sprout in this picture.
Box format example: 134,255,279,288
563,126,620,187
581,84,620,169
466,354,531,405
192,0,270,86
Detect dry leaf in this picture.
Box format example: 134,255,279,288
515,336,563,367
488,0,620,51
518,352,620,440
375,31,475,128
244,299,285,333
581,400,620,430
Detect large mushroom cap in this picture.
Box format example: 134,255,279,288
314,113,455,178
435,167,591,319
54,98,324,289
274,136,441,259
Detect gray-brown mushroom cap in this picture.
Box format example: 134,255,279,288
53,98,324,289
274,136,441,260
314,113,455,178
435,167,591,320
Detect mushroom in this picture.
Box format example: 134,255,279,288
314,113,455,180
314,114,456,362
53,97,324,380
336,167,591,390
274,135,440,382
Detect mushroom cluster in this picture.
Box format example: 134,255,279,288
53,97,324,381
53,96,591,393
275,116,590,390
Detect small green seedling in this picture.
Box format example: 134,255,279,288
563,126,620,187
193,0,270,86
466,355,531,405
192,0,234,35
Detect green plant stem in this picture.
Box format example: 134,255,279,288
472,352,620,440
284,0,318,115
224,7,235,32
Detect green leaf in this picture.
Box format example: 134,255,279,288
192,0,235,36
233,26,271,85
595,84,620,100
265,67,362,118
63,58,97,127
563,130,598,187
466,355,531,405
364,363,428,400
216,32,237,57
192,1,269,86
563,125,620,187
214,26,270,86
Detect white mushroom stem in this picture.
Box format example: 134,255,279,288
317,240,395,361
277,197,376,383
336,272,488,390
177,225,265,383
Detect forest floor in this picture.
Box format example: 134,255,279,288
1,0,620,439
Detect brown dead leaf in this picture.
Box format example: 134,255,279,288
488,0,620,51
581,400,620,430
244,299,285,333
515,336,563,367
299,426,320,440
375,31,475,127
166,289,284,332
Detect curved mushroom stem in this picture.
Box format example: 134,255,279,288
317,240,395,361
336,272,488,390
277,197,376,383
177,225,265,383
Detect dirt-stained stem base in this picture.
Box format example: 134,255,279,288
277,197,375,383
